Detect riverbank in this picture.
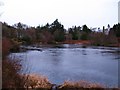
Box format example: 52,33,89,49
34,40,120,47
9,39,120,53
63,40,120,47
18,74,119,90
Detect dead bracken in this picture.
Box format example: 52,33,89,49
22,74,52,89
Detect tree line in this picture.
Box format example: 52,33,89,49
2,19,120,46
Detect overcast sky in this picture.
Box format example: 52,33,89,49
0,0,119,29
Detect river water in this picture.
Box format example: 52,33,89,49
10,44,119,87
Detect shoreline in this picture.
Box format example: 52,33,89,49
19,74,119,89
19,40,120,52
30,40,120,48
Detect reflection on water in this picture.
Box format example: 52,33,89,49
10,44,119,87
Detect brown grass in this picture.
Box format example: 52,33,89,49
59,80,104,89
22,74,52,89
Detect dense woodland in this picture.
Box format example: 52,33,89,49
2,19,120,89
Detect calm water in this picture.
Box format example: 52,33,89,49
10,44,119,87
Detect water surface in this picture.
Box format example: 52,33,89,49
10,44,119,87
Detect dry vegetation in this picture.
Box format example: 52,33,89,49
22,74,52,89
58,80,104,89
2,58,23,88
2,58,52,89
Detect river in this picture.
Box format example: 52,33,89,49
10,44,120,87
